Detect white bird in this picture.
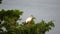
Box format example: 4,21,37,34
25,15,35,24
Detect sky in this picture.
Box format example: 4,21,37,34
0,0,60,34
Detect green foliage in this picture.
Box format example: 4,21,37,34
0,0,2,4
0,9,23,34
19,20,55,34
0,9,23,21
0,9,55,34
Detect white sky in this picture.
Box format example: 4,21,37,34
0,0,60,34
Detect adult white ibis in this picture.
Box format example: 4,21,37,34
25,15,35,24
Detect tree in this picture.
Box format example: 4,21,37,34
0,9,55,34
0,9,23,34
0,0,2,4
0,0,55,34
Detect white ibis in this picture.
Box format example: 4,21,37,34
25,15,35,24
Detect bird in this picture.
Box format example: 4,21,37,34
25,15,35,24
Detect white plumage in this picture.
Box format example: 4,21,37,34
26,17,32,23
25,15,35,24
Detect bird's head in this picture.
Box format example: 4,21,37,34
30,15,35,19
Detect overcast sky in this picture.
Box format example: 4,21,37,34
0,0,60,34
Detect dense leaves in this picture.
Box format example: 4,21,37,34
0,9,23,34
0,9,55,34
0,9,23,21
19,20,55,34
0,0,2,4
